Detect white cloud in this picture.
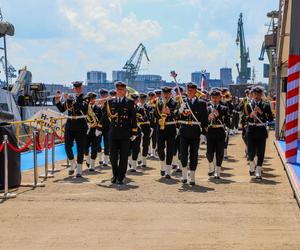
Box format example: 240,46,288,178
59,0,162,51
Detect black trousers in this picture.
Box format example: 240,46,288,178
242,126,248,146
141,125,151,157
85,130,100,160
180,136,200,171
64,129,86,164
174,133,180,157
232,111,240,130
247,127,267,166
224,129,230,149
157,127,176,165
99,130,110,155
110,138,130,181
129,134,141,161
151,126,157,150
206,128,225,166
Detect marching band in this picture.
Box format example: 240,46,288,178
54,79,274,185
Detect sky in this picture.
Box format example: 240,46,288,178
1,0,278,85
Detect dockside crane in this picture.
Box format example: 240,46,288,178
258,10,278,92
236,13,251,84
0,56,16,84
123,43,150,85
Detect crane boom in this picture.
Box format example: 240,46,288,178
123,43,150,85
236,13,251,84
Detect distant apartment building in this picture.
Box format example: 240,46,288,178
191,71,210,85
220,67,233,87
132,74,163,92
87,71,107,84
112,70,126,83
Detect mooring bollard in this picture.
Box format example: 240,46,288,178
0,135,17,199
39,129,53,179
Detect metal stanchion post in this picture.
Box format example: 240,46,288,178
39,129,53,178
22,131,45,188
49,131,59,174
0,135,16,199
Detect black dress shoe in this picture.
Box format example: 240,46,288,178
117,180,124,185
249,171,255,176
160,170,165,177
99,161,103,165
255,176,262,180
172,165,177,170
141,164,147,168
68,170,74,175
165,174,171,179
214,176,220,180
182,179,187,184
176,168,182,173
130,169,136,173
76,173,82,178
103,163,108,167
138,161,142,165
190,181,195,186
111,177,117,184
89,168,95,172
208,171,214,177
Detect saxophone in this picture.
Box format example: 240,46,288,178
158,98,167,130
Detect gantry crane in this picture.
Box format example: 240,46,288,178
236,13,251,84
258,10,278,92
123,43,150,85
0,56,16,84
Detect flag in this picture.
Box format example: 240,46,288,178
201,73,206,91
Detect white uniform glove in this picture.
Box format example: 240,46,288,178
130,135,137,141
95,129,102,137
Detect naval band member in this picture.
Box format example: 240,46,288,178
84,92,102,171
206,88,230,179
99,81,138,185
178,82,208,185
54,81,88,178
155,86,179,179
245,86,273,179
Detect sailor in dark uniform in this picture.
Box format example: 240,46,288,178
206,88,230,179
245,86,273,179
54,81,88,177
154,86,179,179
139,93,151,167
148,91,158,158
109,89,117,97
99,81,138,185
221,88,234,159
128,94,144,172
237,88,252,157
172,86,184,172
98,89,110,167
178,82,208,185
84,92,102,171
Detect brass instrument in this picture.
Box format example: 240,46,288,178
86,104,99,128
195,90,202,98
222,92,232,102
157,98,167,130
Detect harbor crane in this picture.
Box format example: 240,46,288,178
0,56,16,84
236,13,251,84
123,43,150,85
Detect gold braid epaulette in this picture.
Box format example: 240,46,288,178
106,100,118,120
155,98,163,118
244,99,249,116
